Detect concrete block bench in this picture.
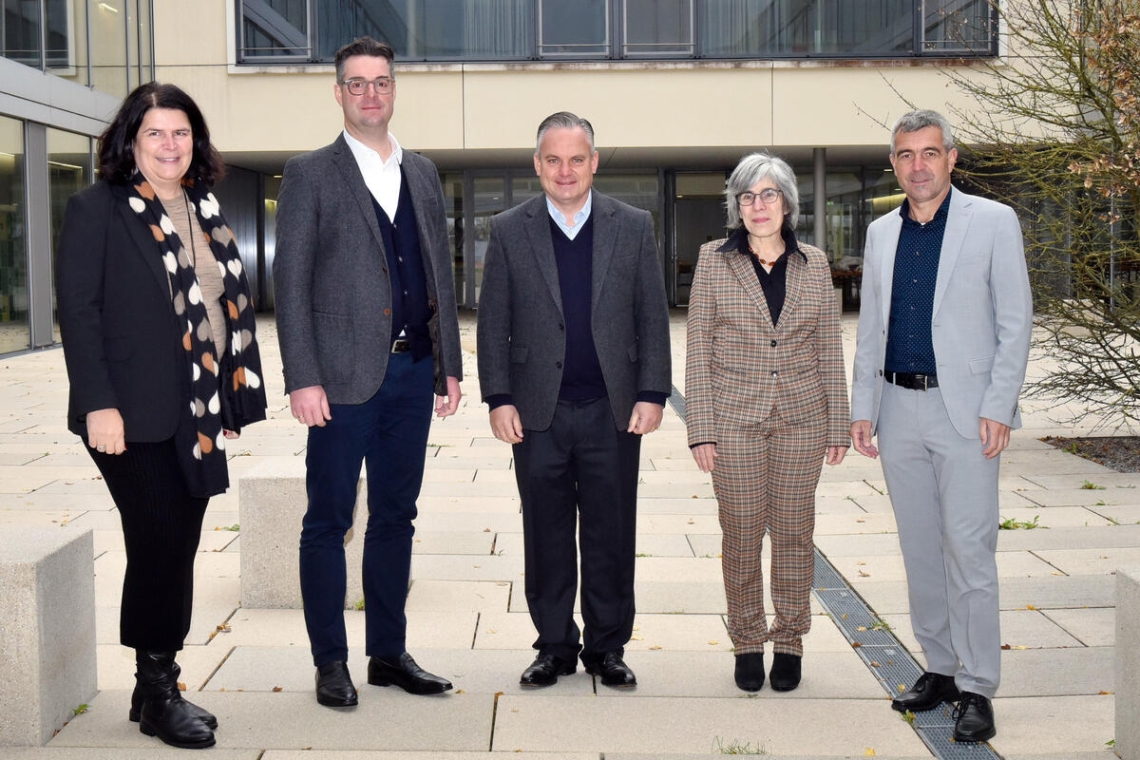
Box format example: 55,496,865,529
1119,565,1140,760
240,458,370,609
0,527,96,747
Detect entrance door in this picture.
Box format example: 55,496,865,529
672,172,727,305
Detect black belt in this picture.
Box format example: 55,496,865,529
391,338,411,354
885,371,938,390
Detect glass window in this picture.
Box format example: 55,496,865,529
623,0,692,56
418,0,531,59
922,0,994,53
48,0,88,85
1,0,71,68
538,0,609,57
439,172,466,305
0,116,29,353
316,0,410,58
90,0,128,96
47,128,91,343
240,0,311,59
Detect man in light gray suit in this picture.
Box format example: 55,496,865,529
477,112,671,690
851,109,1032,743
274,36,462,708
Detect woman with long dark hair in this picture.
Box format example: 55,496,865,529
57,82,266,749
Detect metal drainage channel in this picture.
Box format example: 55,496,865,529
668,386,999,760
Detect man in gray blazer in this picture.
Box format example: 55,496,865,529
477,112,671,690
274,36,463,708
851,109,1033,743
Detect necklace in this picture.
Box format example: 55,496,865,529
749,244,784,267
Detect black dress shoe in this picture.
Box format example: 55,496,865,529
368,653,452,695
891,671,960,713
315,661,359,707
520,654,576,687
584,651,637,689
734,653,765,692
953,692,996,743
769,653,802,692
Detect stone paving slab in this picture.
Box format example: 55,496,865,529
1000,647,1115,696
1041,606,1115,646
49,690,495,752
491,694,929,756
988,695,1116,757
4,750,260,759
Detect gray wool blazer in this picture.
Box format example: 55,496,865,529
476,192,672,432
273,134,463,404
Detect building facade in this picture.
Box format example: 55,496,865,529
2,0,1009,354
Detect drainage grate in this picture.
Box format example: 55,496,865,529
813,550,1000,760
668,389,1000,759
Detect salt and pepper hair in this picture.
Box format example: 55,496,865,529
890,109,956,155
724,152,800,231
335,36,395,83
535,111,596,154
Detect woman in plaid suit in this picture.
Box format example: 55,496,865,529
685,153,850,692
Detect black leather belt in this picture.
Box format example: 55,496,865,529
391,338,411,354
885,371,938,390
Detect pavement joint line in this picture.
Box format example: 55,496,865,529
671,386,1000,760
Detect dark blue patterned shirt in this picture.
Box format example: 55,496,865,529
884,189,953,375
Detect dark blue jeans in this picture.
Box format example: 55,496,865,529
299,353,433,666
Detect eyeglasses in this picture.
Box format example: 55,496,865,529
737,188,783,207
340,77,395,96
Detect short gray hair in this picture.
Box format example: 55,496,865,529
535,111,595,154
725,152,800,230
891,109,955,155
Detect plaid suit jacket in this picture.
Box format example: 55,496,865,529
685,236,850,449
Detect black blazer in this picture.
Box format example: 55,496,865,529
56,181,189,441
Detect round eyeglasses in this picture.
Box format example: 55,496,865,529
340,77,395,96
736,188,783,207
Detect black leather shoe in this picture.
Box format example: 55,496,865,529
891,671,960,712
584,651,637,689
315,661,359,707
734,653,765,692
769,653,802,692
953,692,997,743
368,653,452,695
135,651,216,749
520,654,576,687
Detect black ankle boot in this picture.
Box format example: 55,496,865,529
129,657,218,729
135,651,216,749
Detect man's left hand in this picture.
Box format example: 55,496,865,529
627,401,663,435
435,376,462,418
979,417,1011,459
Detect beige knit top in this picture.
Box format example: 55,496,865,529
160,192,228,357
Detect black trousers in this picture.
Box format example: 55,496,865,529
88,439,208,651
513,397,641,664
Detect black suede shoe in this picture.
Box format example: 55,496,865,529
734,653,765,692
520,654,576,688
130,660,218,729
891,671,960,713
315,661,359,707
367,653,452,695
953,692,996,743
769,653,802,692
584,651,637,689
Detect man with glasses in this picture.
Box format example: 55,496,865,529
274,36,463,708
477,111,671,690
850,109,1032,742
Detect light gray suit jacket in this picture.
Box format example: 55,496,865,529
851,187,1033,438
476,192,672,432
274,134,462,404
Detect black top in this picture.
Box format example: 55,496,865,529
717,226,807,327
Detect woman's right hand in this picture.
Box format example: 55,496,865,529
692,443,717,473
86,408,126,455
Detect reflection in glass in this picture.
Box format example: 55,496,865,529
48,128,92,343
0,116,29,353
440,173,465,305
539,0,609,56
472,176,507,303
624,0,692,56
90,0,128,96
240,0,310,58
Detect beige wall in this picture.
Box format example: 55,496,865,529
153,1,1020,156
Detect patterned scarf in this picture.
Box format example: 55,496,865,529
125,176,267,497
